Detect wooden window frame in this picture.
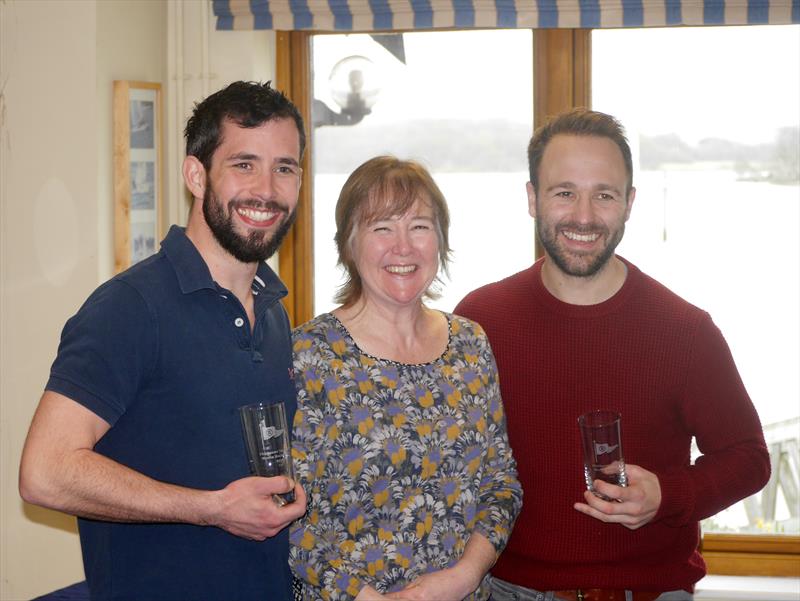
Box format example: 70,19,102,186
701,534,800,576
276,31,315,328
275,27,800,577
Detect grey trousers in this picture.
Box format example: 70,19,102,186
489,577,694,601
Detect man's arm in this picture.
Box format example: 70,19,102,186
574,315,770,529
20,391,306,540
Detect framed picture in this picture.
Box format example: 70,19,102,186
113,80,163,272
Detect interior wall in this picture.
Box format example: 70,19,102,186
96,0,169,282
1,1,100,598
0,1,276,598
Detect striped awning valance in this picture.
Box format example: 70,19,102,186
213,0,799,31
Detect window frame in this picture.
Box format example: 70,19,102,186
275,27,800,577
276,31,314,328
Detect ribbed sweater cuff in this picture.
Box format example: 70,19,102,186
653,468,696,527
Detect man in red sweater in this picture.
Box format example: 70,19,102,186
454,109,770,601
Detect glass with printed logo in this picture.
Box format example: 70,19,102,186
239,401,295,506
578,410,628,501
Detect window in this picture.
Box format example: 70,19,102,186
310,30,534,315
593,24,800,539
276,26,800,576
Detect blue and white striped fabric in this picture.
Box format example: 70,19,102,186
213,0,799,30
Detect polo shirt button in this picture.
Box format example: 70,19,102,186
234,317,245,327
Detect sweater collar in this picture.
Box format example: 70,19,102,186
532,255,639,317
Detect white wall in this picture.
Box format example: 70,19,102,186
0,1,276,598
1,2,101,598
96,0,169,281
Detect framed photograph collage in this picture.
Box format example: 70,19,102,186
113,80,163,272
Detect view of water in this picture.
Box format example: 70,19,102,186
315,168,799,424
314,168,800,533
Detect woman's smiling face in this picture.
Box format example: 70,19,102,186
352,197,440,310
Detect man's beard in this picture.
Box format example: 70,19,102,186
203,186,296,263
536,214,625,278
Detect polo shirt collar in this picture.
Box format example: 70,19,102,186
161,225,288,303
251,261,288,305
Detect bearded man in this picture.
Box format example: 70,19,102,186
20,81,308,601
455,108,770,601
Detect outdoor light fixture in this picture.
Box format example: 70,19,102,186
313,55,381,128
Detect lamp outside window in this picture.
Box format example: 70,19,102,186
313,55,381,128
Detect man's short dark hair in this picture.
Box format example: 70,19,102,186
527,108,633,194
184,81,306,171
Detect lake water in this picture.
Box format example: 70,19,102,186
314,169,800,532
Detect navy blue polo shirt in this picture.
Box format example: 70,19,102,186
47,226,296,601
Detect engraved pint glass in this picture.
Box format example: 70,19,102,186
578,409,628,501
239,402,295,506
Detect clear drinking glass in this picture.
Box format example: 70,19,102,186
239,401,295,506
578,409,628,501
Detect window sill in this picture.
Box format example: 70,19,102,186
695,575,800,601
701,534,800,576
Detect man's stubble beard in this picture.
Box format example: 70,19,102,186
535,205,625,278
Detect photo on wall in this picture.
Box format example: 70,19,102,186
113,80,162,273
131,162,155,210
130,100,154,149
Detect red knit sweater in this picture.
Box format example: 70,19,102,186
455,257,770,592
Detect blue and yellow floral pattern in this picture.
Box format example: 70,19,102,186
290,313,522,601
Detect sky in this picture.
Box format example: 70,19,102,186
592,25,800,145
313,25,799,145
313,29,533,124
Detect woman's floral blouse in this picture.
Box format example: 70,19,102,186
289,313,522,601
